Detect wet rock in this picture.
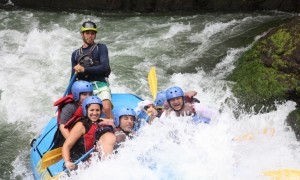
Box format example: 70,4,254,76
287,109,300,140
0,0,8,4
228,17,300,110
228,16,300,137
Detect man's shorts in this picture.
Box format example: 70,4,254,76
91,81,112,101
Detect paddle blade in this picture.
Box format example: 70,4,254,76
263,169,300,179
148,67,157,100
41,147,62,169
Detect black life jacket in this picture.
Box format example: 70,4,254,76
70,120,114,161
114,127,134,150
70,121,99,161
76,43,111,78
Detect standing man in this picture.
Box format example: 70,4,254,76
71,20,113,119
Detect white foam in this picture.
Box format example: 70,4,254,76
189,20,238,43
161,22,191,39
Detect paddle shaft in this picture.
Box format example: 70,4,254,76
73,147,95,166
45,72,77,168
63,73,77,97
50,147,95,180
55,147,95,179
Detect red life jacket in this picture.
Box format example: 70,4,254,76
70,121,98,161
53,94,83,130
84,123,99,152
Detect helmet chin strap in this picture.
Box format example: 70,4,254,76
119,126,131,135
82,38,94,46
82,33,96,47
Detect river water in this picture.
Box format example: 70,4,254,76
0,8,300,180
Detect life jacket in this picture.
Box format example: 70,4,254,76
53,94,83,130
70,121,99,161
83,123,99,152
114,127,134,150
75,43,111,79
76,43,99,67
71,121,114,160
114,127,127,144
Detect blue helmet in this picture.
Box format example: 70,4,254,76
165,86,184,101
154,91,166,107
82,96,103,117
71,80,93,101
114,107,136,127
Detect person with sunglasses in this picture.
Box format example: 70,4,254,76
134,99,158,127
70,20,113,119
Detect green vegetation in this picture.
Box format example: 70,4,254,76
227,17,300,137
228,56,290,112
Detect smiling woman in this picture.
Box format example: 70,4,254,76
62,96,115,171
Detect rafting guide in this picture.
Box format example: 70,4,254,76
71,21,113,119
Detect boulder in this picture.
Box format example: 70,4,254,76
228,16,300,137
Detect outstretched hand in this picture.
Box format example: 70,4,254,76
98,118,115,128
184,91,197,99
184,91,198,103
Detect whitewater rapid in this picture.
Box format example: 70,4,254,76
0,9,299,179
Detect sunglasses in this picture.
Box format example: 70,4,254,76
144,104,154,111
155,106,164,111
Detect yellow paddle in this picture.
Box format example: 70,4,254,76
263,169,300,179
148,67,157,100
40,147,62,169
47,147,95,180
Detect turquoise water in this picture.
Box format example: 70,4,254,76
0,9,299,179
